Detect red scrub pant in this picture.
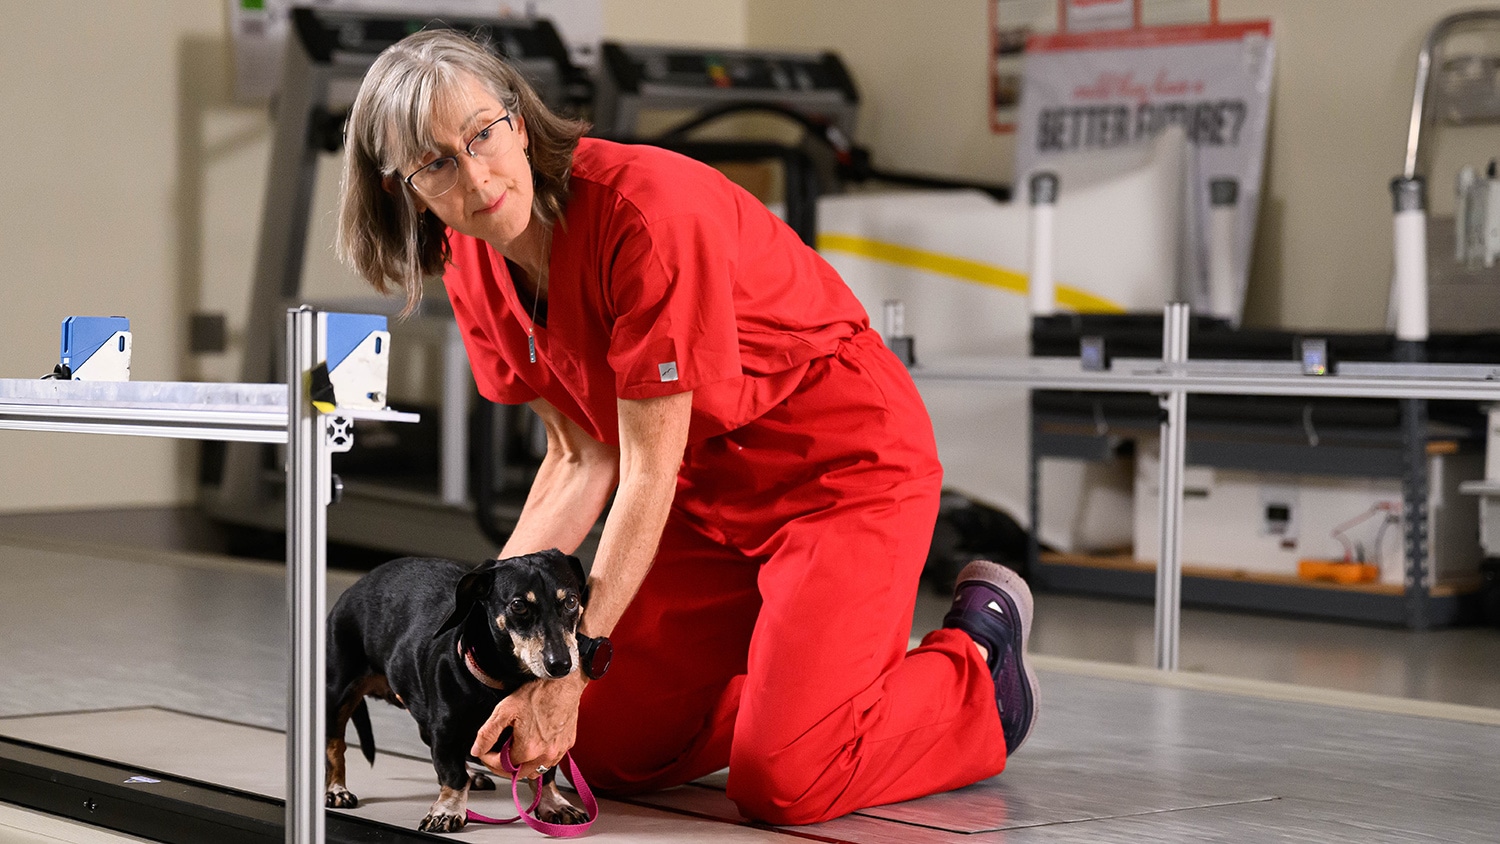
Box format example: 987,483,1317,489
573,330,1008,825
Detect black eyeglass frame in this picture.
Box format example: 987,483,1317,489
401,113,516,197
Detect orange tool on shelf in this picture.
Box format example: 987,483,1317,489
1297,559,1380,585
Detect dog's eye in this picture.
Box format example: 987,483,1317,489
563,595,579,611
509,599,530,615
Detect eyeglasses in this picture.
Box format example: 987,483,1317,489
402,114,516,198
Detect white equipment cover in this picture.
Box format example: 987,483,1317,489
1014,21,1275,324
819,129,1188,552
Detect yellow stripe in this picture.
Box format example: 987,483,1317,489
816,232,1125,314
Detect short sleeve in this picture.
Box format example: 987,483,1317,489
605,208,744,400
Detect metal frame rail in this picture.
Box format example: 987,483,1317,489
0,309,417,844
914,305,1500,670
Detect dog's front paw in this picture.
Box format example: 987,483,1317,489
538,802,590,826
420,786,469,833
536,783,589,826
468,771,495,791
418,810,467,833
325,786,358,809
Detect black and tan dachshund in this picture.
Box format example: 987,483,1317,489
324,549,592,832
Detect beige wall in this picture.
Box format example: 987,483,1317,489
1222,0,1484,329
0,0,744,514
0,1,224,512
748,1,1010,190
605,0,746,44
0,0,1492,512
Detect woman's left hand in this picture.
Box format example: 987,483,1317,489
471,671,588,779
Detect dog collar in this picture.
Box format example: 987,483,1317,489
457,635,508,691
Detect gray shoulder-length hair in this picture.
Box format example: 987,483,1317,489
337,28,589,314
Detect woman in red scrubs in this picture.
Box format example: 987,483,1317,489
338,29,1038,825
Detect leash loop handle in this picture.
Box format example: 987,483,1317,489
464,740,598,837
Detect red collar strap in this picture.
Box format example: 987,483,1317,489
456,636,508,691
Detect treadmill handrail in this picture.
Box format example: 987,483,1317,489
1404,9,1500,179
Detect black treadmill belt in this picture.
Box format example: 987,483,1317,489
0,735,441,844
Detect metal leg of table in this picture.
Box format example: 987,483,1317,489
1401,394,1431,631
285,307,328,844
1391,337,1431,632
440,320,471,507
1028,395,1042,577
1154,304,1190,672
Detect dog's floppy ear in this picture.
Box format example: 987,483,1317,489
566,553,589,604
435,558,504,638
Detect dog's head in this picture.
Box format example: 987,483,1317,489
435,549,589,680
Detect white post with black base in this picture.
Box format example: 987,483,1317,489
1027,172,1060,317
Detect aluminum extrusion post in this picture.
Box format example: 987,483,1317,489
1027,173,1059,317
1207,179,1239,320
1025,173,1059,580
1028,410,1042,577
1155,304,1190,671
285,307,329,844
1392,177,1432,630
1400,380,1432,633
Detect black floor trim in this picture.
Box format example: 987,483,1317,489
0,735,442,843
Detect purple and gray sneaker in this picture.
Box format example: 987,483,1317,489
941,560,1039,754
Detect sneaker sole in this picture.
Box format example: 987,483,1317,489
955,560,1039,753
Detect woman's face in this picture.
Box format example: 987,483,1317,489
402,73,534,252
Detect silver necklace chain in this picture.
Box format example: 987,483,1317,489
521,227,551,364
526,282,541,363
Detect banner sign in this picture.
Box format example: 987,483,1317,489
1013,21,1274,322
1064,0,1134,33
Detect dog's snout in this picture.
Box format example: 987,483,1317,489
544,654,572,677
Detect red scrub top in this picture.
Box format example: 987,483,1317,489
443,137,869,444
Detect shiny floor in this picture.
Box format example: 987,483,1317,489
1,524,1499,841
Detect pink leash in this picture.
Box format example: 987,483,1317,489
465,741,598,837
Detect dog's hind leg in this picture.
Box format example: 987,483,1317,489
325,622,374,809
324,693,374,808
322,614,366,809
324,736,356,809
323,691,364,808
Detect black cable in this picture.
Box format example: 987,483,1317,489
650,101,1011,201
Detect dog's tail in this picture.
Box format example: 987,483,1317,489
351,700,376,766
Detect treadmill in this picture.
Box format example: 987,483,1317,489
199,6,589,562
